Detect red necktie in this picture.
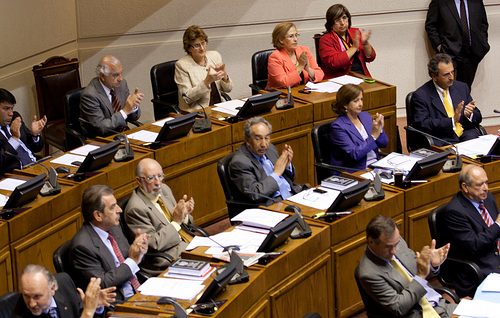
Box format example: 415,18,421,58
479,203,500,254
110,89,121,113
107,233,141,291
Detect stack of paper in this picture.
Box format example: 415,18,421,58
230,208,288,232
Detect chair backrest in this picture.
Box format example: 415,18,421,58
311,121,333,182
0,292,20,318
32,56,81,123
53,240,72,273
250,49,275,95
118,194,135,244
405,91,432,152
150,60,180,120
64,87,86,148
313,33,323,68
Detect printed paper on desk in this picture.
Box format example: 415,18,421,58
186,228,267,252
230,208,288,229
0,193,9,206
371,152,420,173
0,178,26,191
127,130,159,143
138,277,204,300
212,99,245,116
329,75,364,85
479,273,500,292
50,153,86,167
287,187,340,210
453,298,500,317
305,81,341,93
455,134,498,158
152,117,175,127
69,144,99,156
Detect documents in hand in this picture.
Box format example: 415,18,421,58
168,259,210,276
320,175,358,190
230,208,288,230
287,187,340,210
138,277,205,300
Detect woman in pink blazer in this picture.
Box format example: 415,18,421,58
319,4,376,79
267,22,324,89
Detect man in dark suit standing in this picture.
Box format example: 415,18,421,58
80,55,144,136
12,264,115,318
438,165,500,295
228,116,303,206
411,53,482,145
425,0,489,88
0,88,46,174
70,185,149,303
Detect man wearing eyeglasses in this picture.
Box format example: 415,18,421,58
124,158,195,276
80,55,144,137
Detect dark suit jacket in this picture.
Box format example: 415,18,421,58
425,0,489,61
438,192,500,283
356,240,455,318
70,222,135,303
0,111,43,175
329,111,388,171
11,272,81,318
411,80,482,144
228,144,302,205
125,185,190,276
80,77,141,136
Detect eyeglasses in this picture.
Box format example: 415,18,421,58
191,41,207,49
139,174,165,183
334,15,349,24
285,33,300,39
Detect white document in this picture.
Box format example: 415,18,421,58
50,153,86,167
230,208,288,229
69,144,99,156
455,134,498,158
138,277,204,300
305,81,342,93
453,298,500,318
479,273,500,292
0,193,8,207
186,228,267,253
212,99,245,116
329,75,364,85
0,178,26,191
287,187,340,210
152,117,175,127
127,130,159,143
371,152,421,173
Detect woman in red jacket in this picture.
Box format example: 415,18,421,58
267,22,324,89
319,4,376,79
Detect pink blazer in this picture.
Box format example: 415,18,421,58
267,45,324,89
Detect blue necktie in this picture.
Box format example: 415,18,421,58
1,125,32,166
47,307,59,318
259,156,292,199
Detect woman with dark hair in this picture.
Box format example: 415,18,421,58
329,84,387,171
267,22,323,89
174,25,232,112
319,4,376,79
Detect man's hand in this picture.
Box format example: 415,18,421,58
128,232,148,264
10,117,22,139
124,88,144,115
429,239,450,267
30,115,47,136
416,246,432,279
463,100,476,118
454,101,464,123
78,277,101,318
273,144,293,176
172,194,194,223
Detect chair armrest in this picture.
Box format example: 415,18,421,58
221,92,232,101
433,285,460,304
314,162,348,173
478,125,487,135
65,127,86,145
442,257,483,284
151,98,181,114
128,120,143,127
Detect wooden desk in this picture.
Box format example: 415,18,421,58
0,221,12,295
115,221,333,318
267,186,404,318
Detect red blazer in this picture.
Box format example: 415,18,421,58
267,45,324,89
319,28,376,79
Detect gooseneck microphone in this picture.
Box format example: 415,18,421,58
494,109,500,114
405,126,462,172
182,93,212,133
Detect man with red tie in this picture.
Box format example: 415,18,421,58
438,165,500,295
80,55,144,137
70,185,149,303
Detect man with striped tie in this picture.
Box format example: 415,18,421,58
125,158,195,276
439,165,500,295
70,185,149,303
80,55,144,137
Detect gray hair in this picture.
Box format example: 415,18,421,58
96,55,121,76
428,53,453,78
244,116,272,141
22,264,57,288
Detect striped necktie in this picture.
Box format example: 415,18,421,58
110,88,121,113
443,89,463,137
479,203,500,254
107,232,141,291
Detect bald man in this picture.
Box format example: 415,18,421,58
124,158,195,276
438,165,500,295
80,55,144,136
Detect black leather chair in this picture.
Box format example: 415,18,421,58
249,49,275,95
118,194,135,244
64,87,86,150
217,152,259,219
0,292,20,318
32,56,82,154
311,121,343,182
429,205,483,297
150,60,181,120
53,240,72,273
313,33,323,68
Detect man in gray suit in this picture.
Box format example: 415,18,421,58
125,158,195,276
80,55,144,136
70,185,148,303
228,116,303,206
355,215,456,318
